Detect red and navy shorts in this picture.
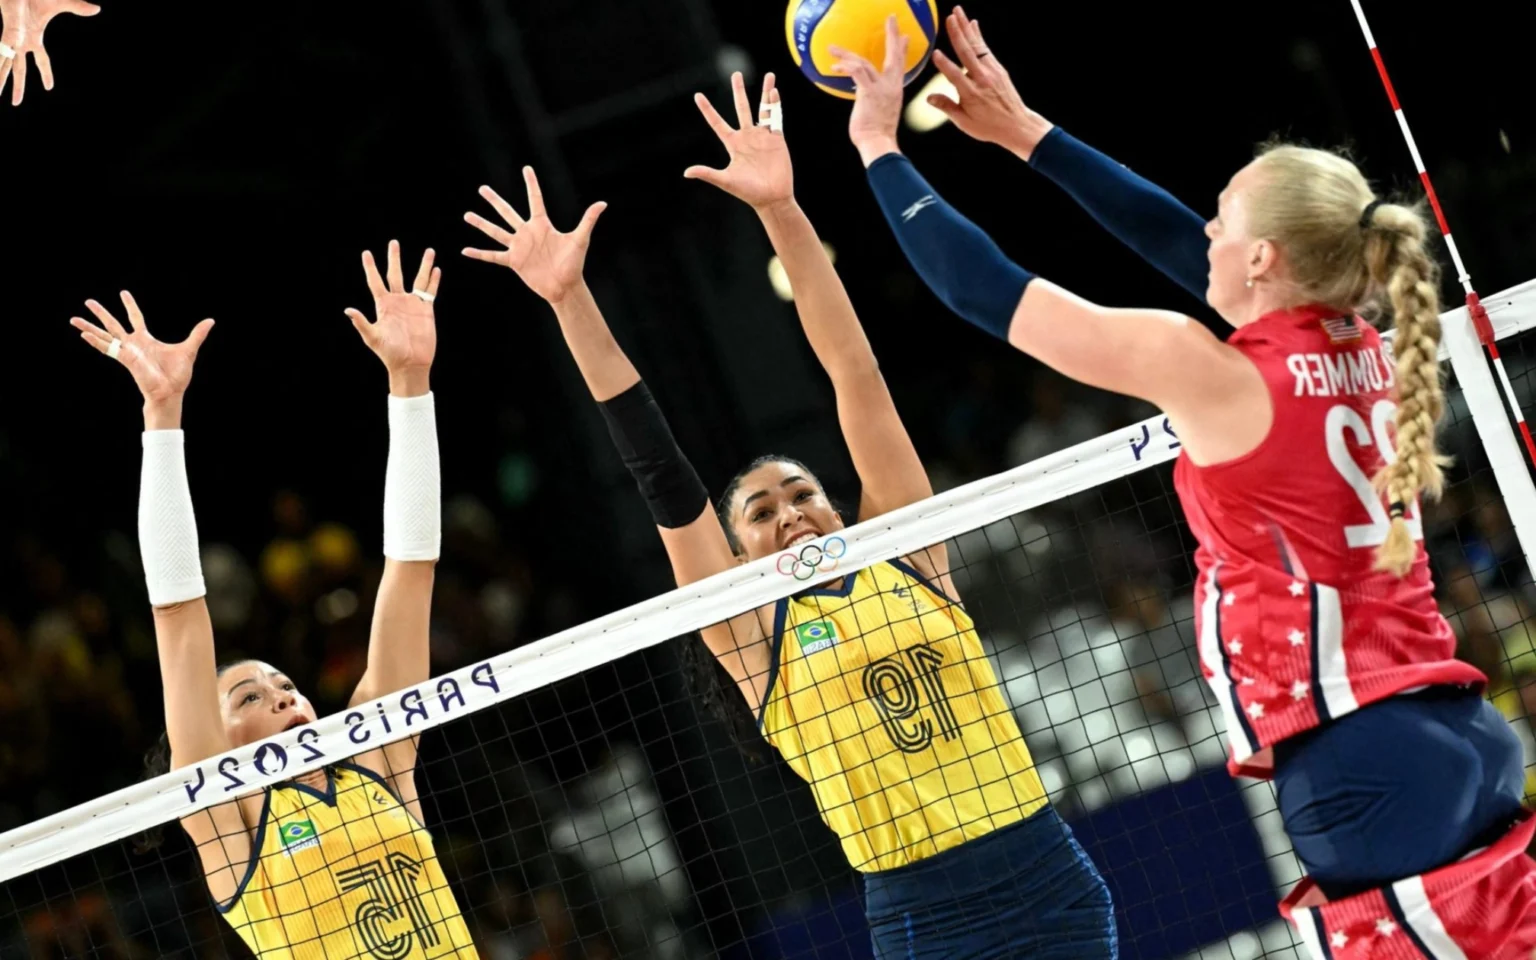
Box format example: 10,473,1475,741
1282,811,1536,959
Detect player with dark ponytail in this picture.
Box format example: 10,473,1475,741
462,72,1115,960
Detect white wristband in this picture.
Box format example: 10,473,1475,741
139,431,207,606
384,392,441,561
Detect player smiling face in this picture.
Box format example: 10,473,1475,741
216,660,318,749
721,457,844,562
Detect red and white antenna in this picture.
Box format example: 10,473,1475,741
1347,0,1536,469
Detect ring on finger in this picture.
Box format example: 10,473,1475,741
412,290,435,303
0,42,14,60
107,338,123,360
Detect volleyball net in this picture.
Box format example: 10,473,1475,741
3,280,1536,960
1461,277,1536,802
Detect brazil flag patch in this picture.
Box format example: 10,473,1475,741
795,621,838,655
279,819,319,853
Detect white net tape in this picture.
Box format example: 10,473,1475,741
0,404,1186,885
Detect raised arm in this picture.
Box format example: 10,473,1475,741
340,241,445,816
836,19,1264,465
70,293,254,903
922,7,1210,305
461,169,774,708
685,72,933,524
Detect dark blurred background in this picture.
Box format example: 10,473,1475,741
3,0,1536,957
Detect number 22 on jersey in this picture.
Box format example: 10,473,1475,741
1324,398,1424,547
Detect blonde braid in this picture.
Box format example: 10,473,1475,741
1366,204,1450,575
1242,145,1451,576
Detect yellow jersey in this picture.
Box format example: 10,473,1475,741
220,763,479,959
759,559,1049,873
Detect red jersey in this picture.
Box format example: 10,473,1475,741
1172,304,1485,778
1281,811,1536,960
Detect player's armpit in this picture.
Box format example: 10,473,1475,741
179,800,256,907
655,505,774,706
700,608,775,712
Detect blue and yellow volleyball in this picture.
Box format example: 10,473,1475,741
786,0,940,100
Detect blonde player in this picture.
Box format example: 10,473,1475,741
74,245,479,959
460,74,1116,959
842,13,1535,959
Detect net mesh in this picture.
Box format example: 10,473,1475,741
4,333,1536,960
1461,293,1536,816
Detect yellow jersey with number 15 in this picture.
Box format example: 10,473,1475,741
758,559,1048,873
220,763,479,960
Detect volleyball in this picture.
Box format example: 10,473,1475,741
786,0,940,100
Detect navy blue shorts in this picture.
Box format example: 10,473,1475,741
1273,687,1526,897
862,806,1117,960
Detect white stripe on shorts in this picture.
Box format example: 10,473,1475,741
1392,875,1469,960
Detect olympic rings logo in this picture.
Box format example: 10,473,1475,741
776,536,848,581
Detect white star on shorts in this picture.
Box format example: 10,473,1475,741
1224,593,1236,606
1291,680,1310,700
1376,918,1398,937
1288,629,1306,647
1247,701,1265,719
1331,931,1349,949
1289,581,1306,597
1228,638,1243,655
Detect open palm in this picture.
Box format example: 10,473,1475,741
70,292,214,404
0,0,100,105
345,240,441,373
830,15,909,161
684,72,792,210
462,166,607,305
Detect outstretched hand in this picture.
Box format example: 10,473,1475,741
829,15,908,167
463,166,607,305
70,291,214,408
0,0,100,106
684,71,792,211
345,240,441,387
926,7,1050,159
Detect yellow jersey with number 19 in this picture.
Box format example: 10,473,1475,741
220,763,479,960
758,558,1048,873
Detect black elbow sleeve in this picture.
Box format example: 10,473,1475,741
598,381,711,529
